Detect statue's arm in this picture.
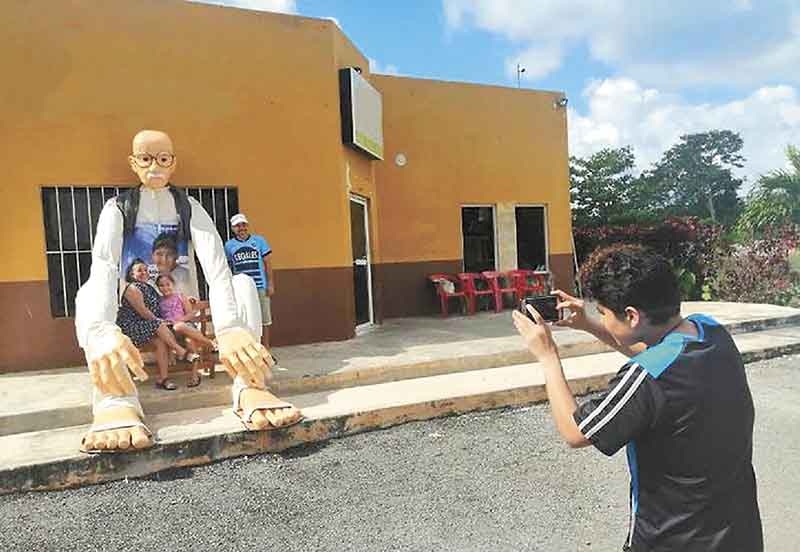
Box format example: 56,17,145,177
75,198,124,353
188,198,240,334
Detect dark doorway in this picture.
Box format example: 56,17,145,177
350,197,372,326
461,206,496,273
516,206,547,271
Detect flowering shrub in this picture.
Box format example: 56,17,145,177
574,217,725,299
707,226,800,306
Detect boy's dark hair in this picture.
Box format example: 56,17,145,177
152,232,179,254
579,244,680,324
155,273,175,286
124,258,148,283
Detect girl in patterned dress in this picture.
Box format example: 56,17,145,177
117,258,197,390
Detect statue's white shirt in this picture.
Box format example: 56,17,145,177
75,186,243,355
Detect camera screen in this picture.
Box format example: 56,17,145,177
521,296,559,322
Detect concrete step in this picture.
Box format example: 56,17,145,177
2,324,799,494
3,305,800,438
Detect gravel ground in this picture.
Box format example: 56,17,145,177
1,355,798,552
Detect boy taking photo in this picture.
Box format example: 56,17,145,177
513,244,762,551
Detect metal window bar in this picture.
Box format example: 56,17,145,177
44,185,237,318
53,188,69,316
70,187,81,299
86,187,93,249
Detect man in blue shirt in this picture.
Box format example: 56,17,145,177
225,213,274,348
513,244,762,551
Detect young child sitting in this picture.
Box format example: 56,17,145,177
156,274,217,387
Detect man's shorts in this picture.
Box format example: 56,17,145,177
257,288,272,326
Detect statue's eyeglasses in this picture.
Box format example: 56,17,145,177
131,152,175,168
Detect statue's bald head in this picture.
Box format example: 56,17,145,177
128,129,177,189
132,130,174,154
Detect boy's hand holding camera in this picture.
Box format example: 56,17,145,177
512,290,589,449
552,290,590,332
512,302,559,362
513,289,588,361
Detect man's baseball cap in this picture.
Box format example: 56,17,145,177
230,213,249,226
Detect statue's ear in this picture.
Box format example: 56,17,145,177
127,155,138,173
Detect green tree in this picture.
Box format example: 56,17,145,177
650,130,745,225
737,145,800,237
569,146,636,227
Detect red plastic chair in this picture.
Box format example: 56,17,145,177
481,271,520,312
509,269,549,299
457,272,495,314
428,273,468,317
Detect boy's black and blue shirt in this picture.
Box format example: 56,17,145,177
573,314,763,551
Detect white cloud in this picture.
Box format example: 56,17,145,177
568,78,800,191
506,43,562,81
443,0,800,88
323,16,342,28
188,0,297,13
368,57,401,76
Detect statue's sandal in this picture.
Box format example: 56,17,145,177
79,420,153,454
232,387,304,431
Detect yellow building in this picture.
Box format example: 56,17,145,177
0,0,573,372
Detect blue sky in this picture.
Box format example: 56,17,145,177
197,0,800,189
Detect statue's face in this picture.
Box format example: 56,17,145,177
128,130,177,189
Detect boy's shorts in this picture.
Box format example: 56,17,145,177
257,288,272,326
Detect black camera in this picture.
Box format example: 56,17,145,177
519,295,560,323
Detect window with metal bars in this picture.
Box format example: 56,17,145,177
41,186,239,318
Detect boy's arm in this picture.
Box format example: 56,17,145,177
540,353,591,448
514,306,661,455
512,307,590,447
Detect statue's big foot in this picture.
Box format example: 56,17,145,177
80,406,153,453
235,387,303,430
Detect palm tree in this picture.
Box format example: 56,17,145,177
737,145,800,237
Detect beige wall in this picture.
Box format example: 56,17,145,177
372,75,573,267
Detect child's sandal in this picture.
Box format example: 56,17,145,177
155,378,177,391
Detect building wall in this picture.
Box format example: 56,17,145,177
372,76,574,317
0,0,573,372
0,0,360,371
331,30,385,323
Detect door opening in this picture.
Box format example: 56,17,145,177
350,195,373,327
461,206,496,272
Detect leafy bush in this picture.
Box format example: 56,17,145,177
574,217,725,299
707,226,800,306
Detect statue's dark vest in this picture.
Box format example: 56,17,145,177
116,184,192,242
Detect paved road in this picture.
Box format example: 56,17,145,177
2,355,798,551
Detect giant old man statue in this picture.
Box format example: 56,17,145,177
75,130,302,452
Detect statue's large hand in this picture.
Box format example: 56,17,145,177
85,328,148,396
217,327,274,388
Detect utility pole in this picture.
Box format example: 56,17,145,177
516,63,526,88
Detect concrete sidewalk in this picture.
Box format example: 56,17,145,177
3,324,800,494
2,301,798,437
2,302,800,493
